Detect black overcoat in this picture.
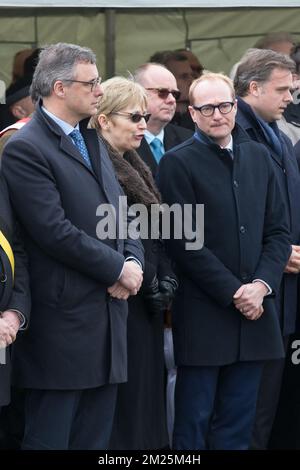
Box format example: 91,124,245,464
1,104,144,390
236,98,300,336
157,125,290,366
0,177,30,406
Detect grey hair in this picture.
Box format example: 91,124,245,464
234,48,295,97
30,42,96,102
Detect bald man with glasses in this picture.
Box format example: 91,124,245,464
134,63,193,176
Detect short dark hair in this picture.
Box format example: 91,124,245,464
291,43,300,74
234,48,295,97
149,50,188,65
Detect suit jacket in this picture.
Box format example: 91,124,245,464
157,125,290,366
1,103,144,390
236,97,300,336
294,139,300,164
0,176,30,406
137,123,193,176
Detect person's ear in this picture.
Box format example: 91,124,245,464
98,114,110,130
188,105,198,123
11,103,26,120
53,80,66,98
249,80,260,97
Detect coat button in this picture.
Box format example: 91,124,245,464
240,225,246,234
241,273,248,281
233,180,238,188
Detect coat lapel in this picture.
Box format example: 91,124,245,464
164,125,178,150
138,138,158,175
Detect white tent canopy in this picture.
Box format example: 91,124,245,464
0,1,300,6
0,4,300,85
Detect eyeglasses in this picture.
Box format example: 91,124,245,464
146,88,181,101
63,77,102,91
192,102,235,117
111,112,151,123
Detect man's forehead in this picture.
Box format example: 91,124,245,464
267,67,293,84
146,68,177,87
194,79,232,100
74,61,98,76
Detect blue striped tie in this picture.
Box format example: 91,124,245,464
69,129,92,168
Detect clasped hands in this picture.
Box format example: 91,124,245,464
107,260,143,300
0,310,21,348
233,282,268,321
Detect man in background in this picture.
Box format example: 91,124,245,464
234,48,300,449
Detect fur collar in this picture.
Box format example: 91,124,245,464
98,135,161,208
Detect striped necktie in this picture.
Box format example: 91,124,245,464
69,129,92,168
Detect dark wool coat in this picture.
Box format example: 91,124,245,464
0,177,30,406
106,144,173,450
236,97,300,336
157,125,290,367
1,103,144,390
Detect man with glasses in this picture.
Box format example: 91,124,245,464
157,72,290,450
1,43,144,450
134,63,193,176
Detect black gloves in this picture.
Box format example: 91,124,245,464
159,276,178,302
143,275,178,316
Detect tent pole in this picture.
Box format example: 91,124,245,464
105,8,116,79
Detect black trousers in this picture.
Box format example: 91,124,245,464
22,384,117,450
251,336,289,450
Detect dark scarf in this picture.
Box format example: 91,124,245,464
237,97,283,157
98,135,161,208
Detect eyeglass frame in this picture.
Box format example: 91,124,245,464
192,101,235,117
110,111,151,123
63,76,102,91
145,88,181,101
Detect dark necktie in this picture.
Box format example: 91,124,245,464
150,137,164,163
227,148,234,159
69,129,92,168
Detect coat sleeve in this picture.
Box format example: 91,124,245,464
252,157,292,295
2,137,127,287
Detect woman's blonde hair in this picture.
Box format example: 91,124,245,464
91,76,147,130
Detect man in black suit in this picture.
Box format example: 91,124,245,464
1,43,144,450
134,63,193,176
157,72,290,450
234,48,300,449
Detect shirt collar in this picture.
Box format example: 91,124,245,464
42,106,79,135
144,128,165,146
195,127,233,151
221,135,233,151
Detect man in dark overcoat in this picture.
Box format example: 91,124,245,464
157,72,291,450
1,43,144,450
234,48,300,449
